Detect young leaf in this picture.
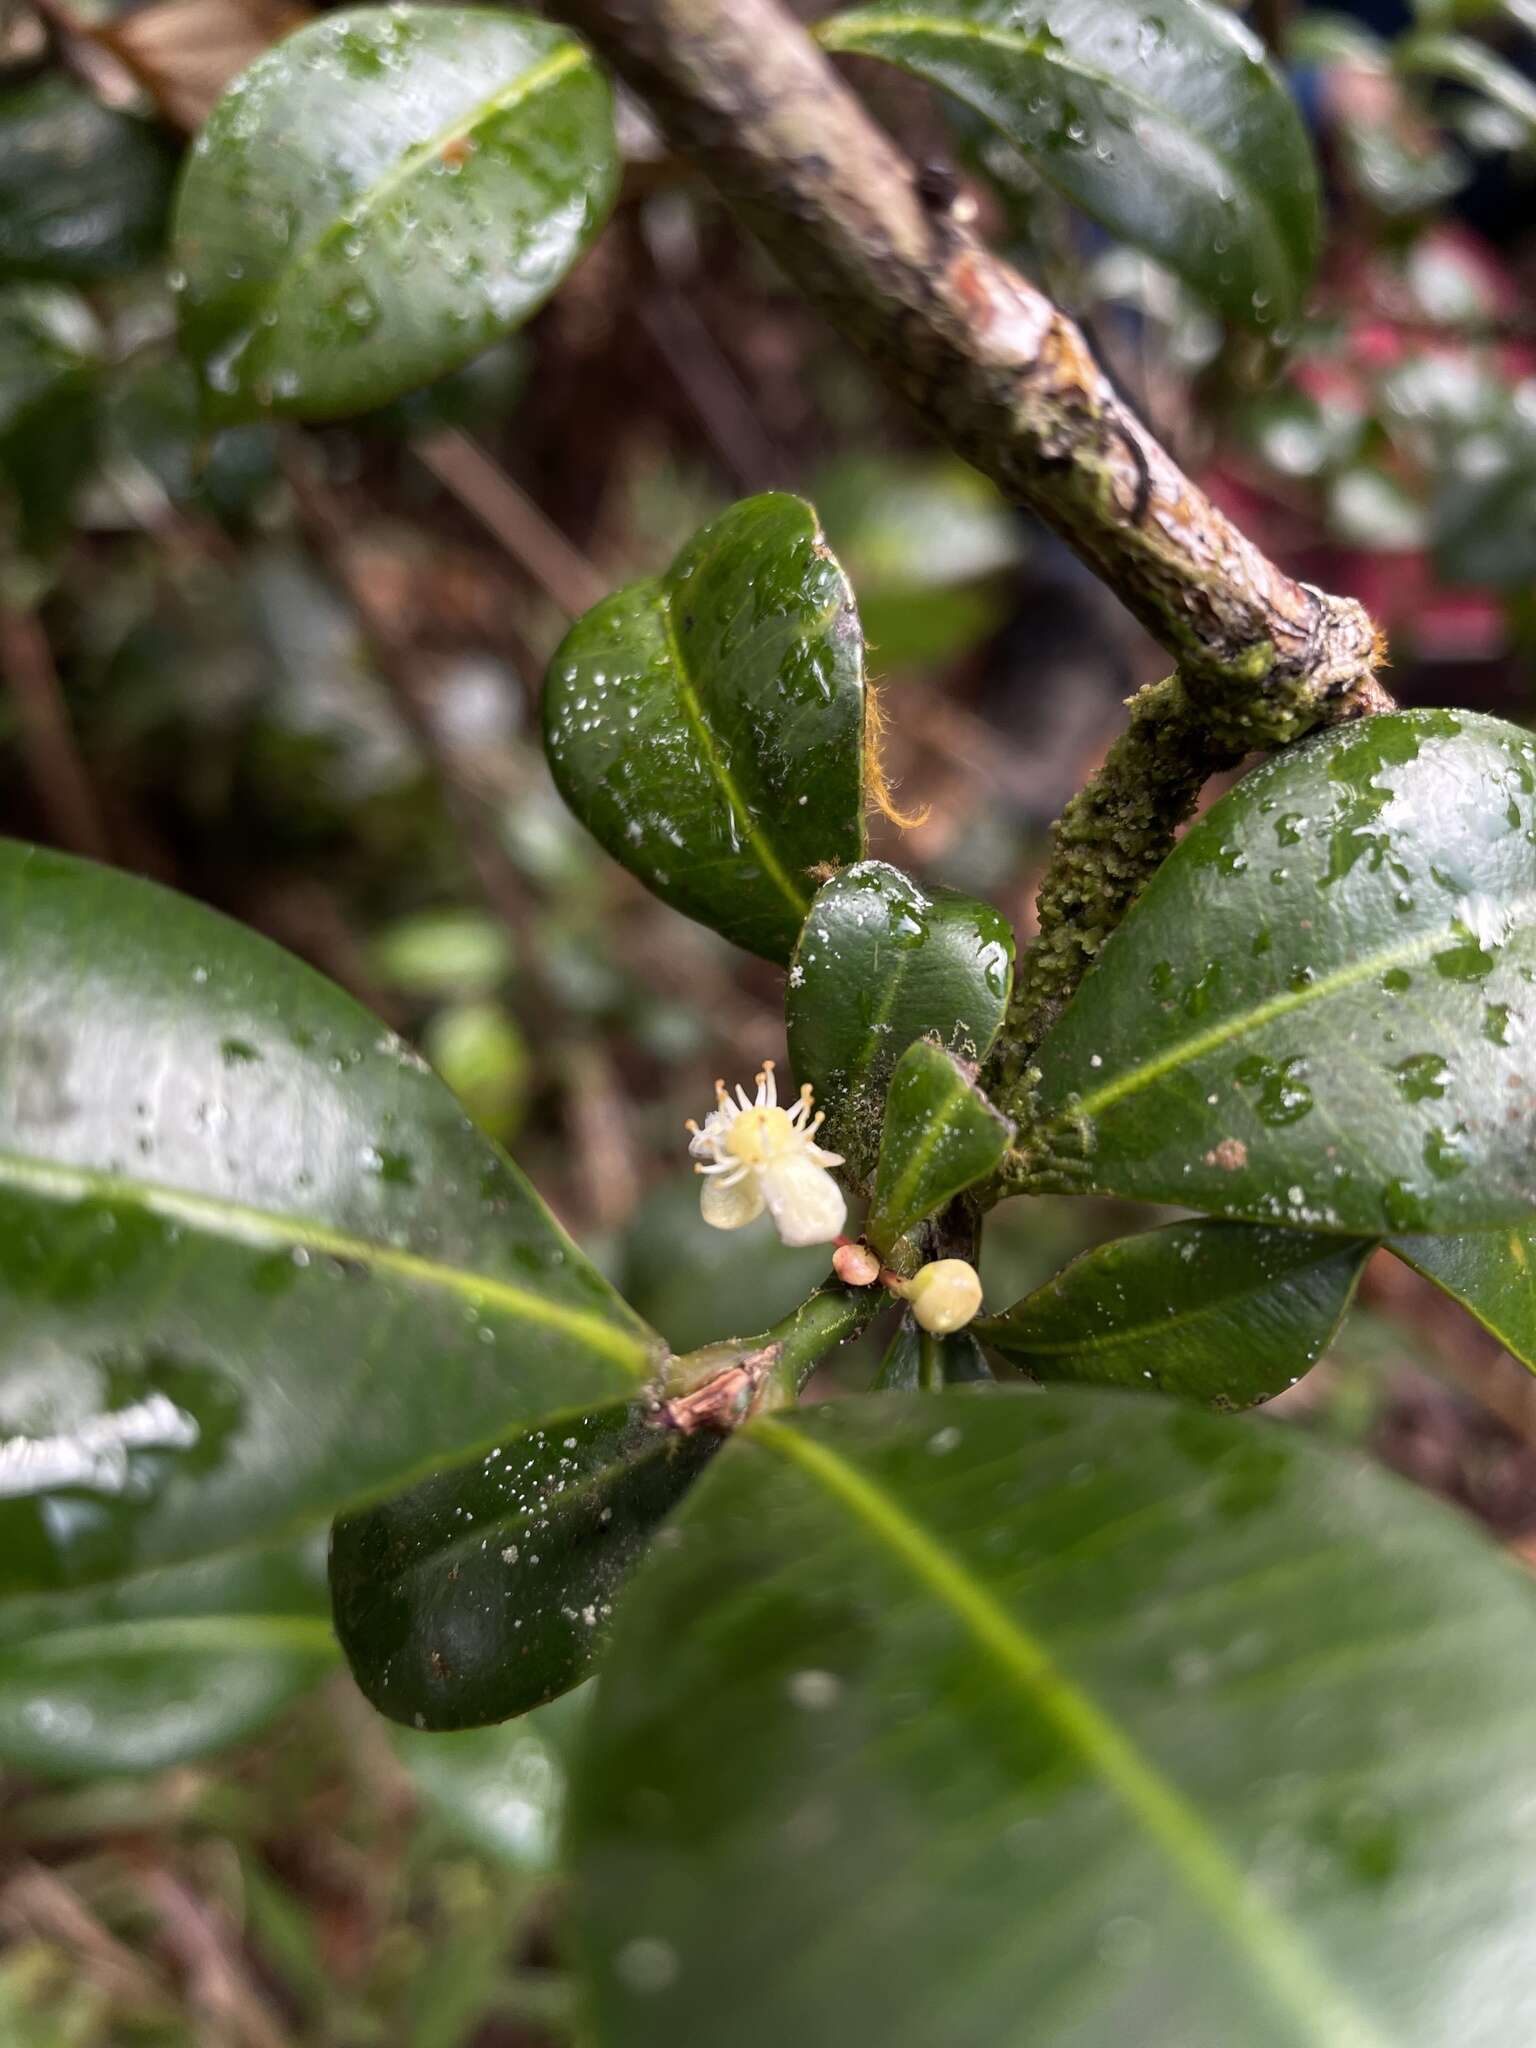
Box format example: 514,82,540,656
1391,1228,1536,1372
171,8,618,421
866,1039,1012,1252
331,1397,719,1730
1030,711,1536,1235
816,0,1319,327
0,75,174,284
1395,31,1536,138
570,1388,1536,2048
786,860,1014,1175
876,1317,993,1387
0,841,660,1596
0,1540,334,1778
545,494,865,963
978,1220,1371,1406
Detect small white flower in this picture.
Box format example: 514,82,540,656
686,1060,846,1248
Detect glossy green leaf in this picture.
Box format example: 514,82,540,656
391,1685,587,1869
0,841,660,1597
331,1396,718,1730
979,1220,1371,1406
1391,1227,1536,1371
545,494,865,963
1031,711,1536,1235
0,1540,334,1778
0,284,99,552
786,860,1013,1177
867,1039,1012,1252
171,7,618,421
817,0,1319,326
0,75,174,284
571,1387,1536,2048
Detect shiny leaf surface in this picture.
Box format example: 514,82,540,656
545,494,865,962
787,860,1013,1176
979,1220,1370,1405
0,841,659,1595
331,1397,717,1730
866,1039,1012,1252
1031,712,1536,1234
817,0,1319,326
0,1539,334,1778
0,75,174,283
1391,1228,1536,1372
571,1388,1536,2048
172,7,618,421
0,285,99,551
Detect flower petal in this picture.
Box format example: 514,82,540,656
701,1170,766,1232
759,1154,846,1248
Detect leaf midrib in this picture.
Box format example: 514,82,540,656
10,1613,337,1662
0,1148,651,1376
1065,894,1536,1120
817,8,1297,285
751,1416,1393,2048
984,1234,1363,1359
242,38,587,366
656,588,809,923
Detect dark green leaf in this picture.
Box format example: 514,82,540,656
0,841,660,1596
979,1220,1371,1405
786,860,1013,1176
1391,1227,1536,1371
545,494,865,962
867,1039,1012,1252
571,1387,1536,2048
817,0,1319,326
172,7,618,421
0,75,173,284
331,1397,718,1730
0,284,99,552
1031,711,1536,1234
0,1540,334,1778
391,1685,587,1869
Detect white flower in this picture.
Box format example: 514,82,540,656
686,1061,846,1248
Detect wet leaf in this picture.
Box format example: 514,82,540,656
979,1220,1371,1405
817,0,1319,326
0,1539,334,1777
786,860,1013,1178
571,1387,1536,2047
0,75,174,284
1030,711,1536,1235
172,6,618,421
0,840,660,1596
1391,1228,1536,1372
866,1039,1012,1252
545,494,866,962
391,1685,588,1869
331,1396,718,1730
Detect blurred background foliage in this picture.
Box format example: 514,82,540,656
5,0,1536,2037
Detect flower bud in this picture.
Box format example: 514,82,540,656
904,1258,983,1335
832,1241,882,1287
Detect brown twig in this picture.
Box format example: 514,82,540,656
139,1866,294,2048
548,0,1387,737
412,428,609,622
0,602,112,861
